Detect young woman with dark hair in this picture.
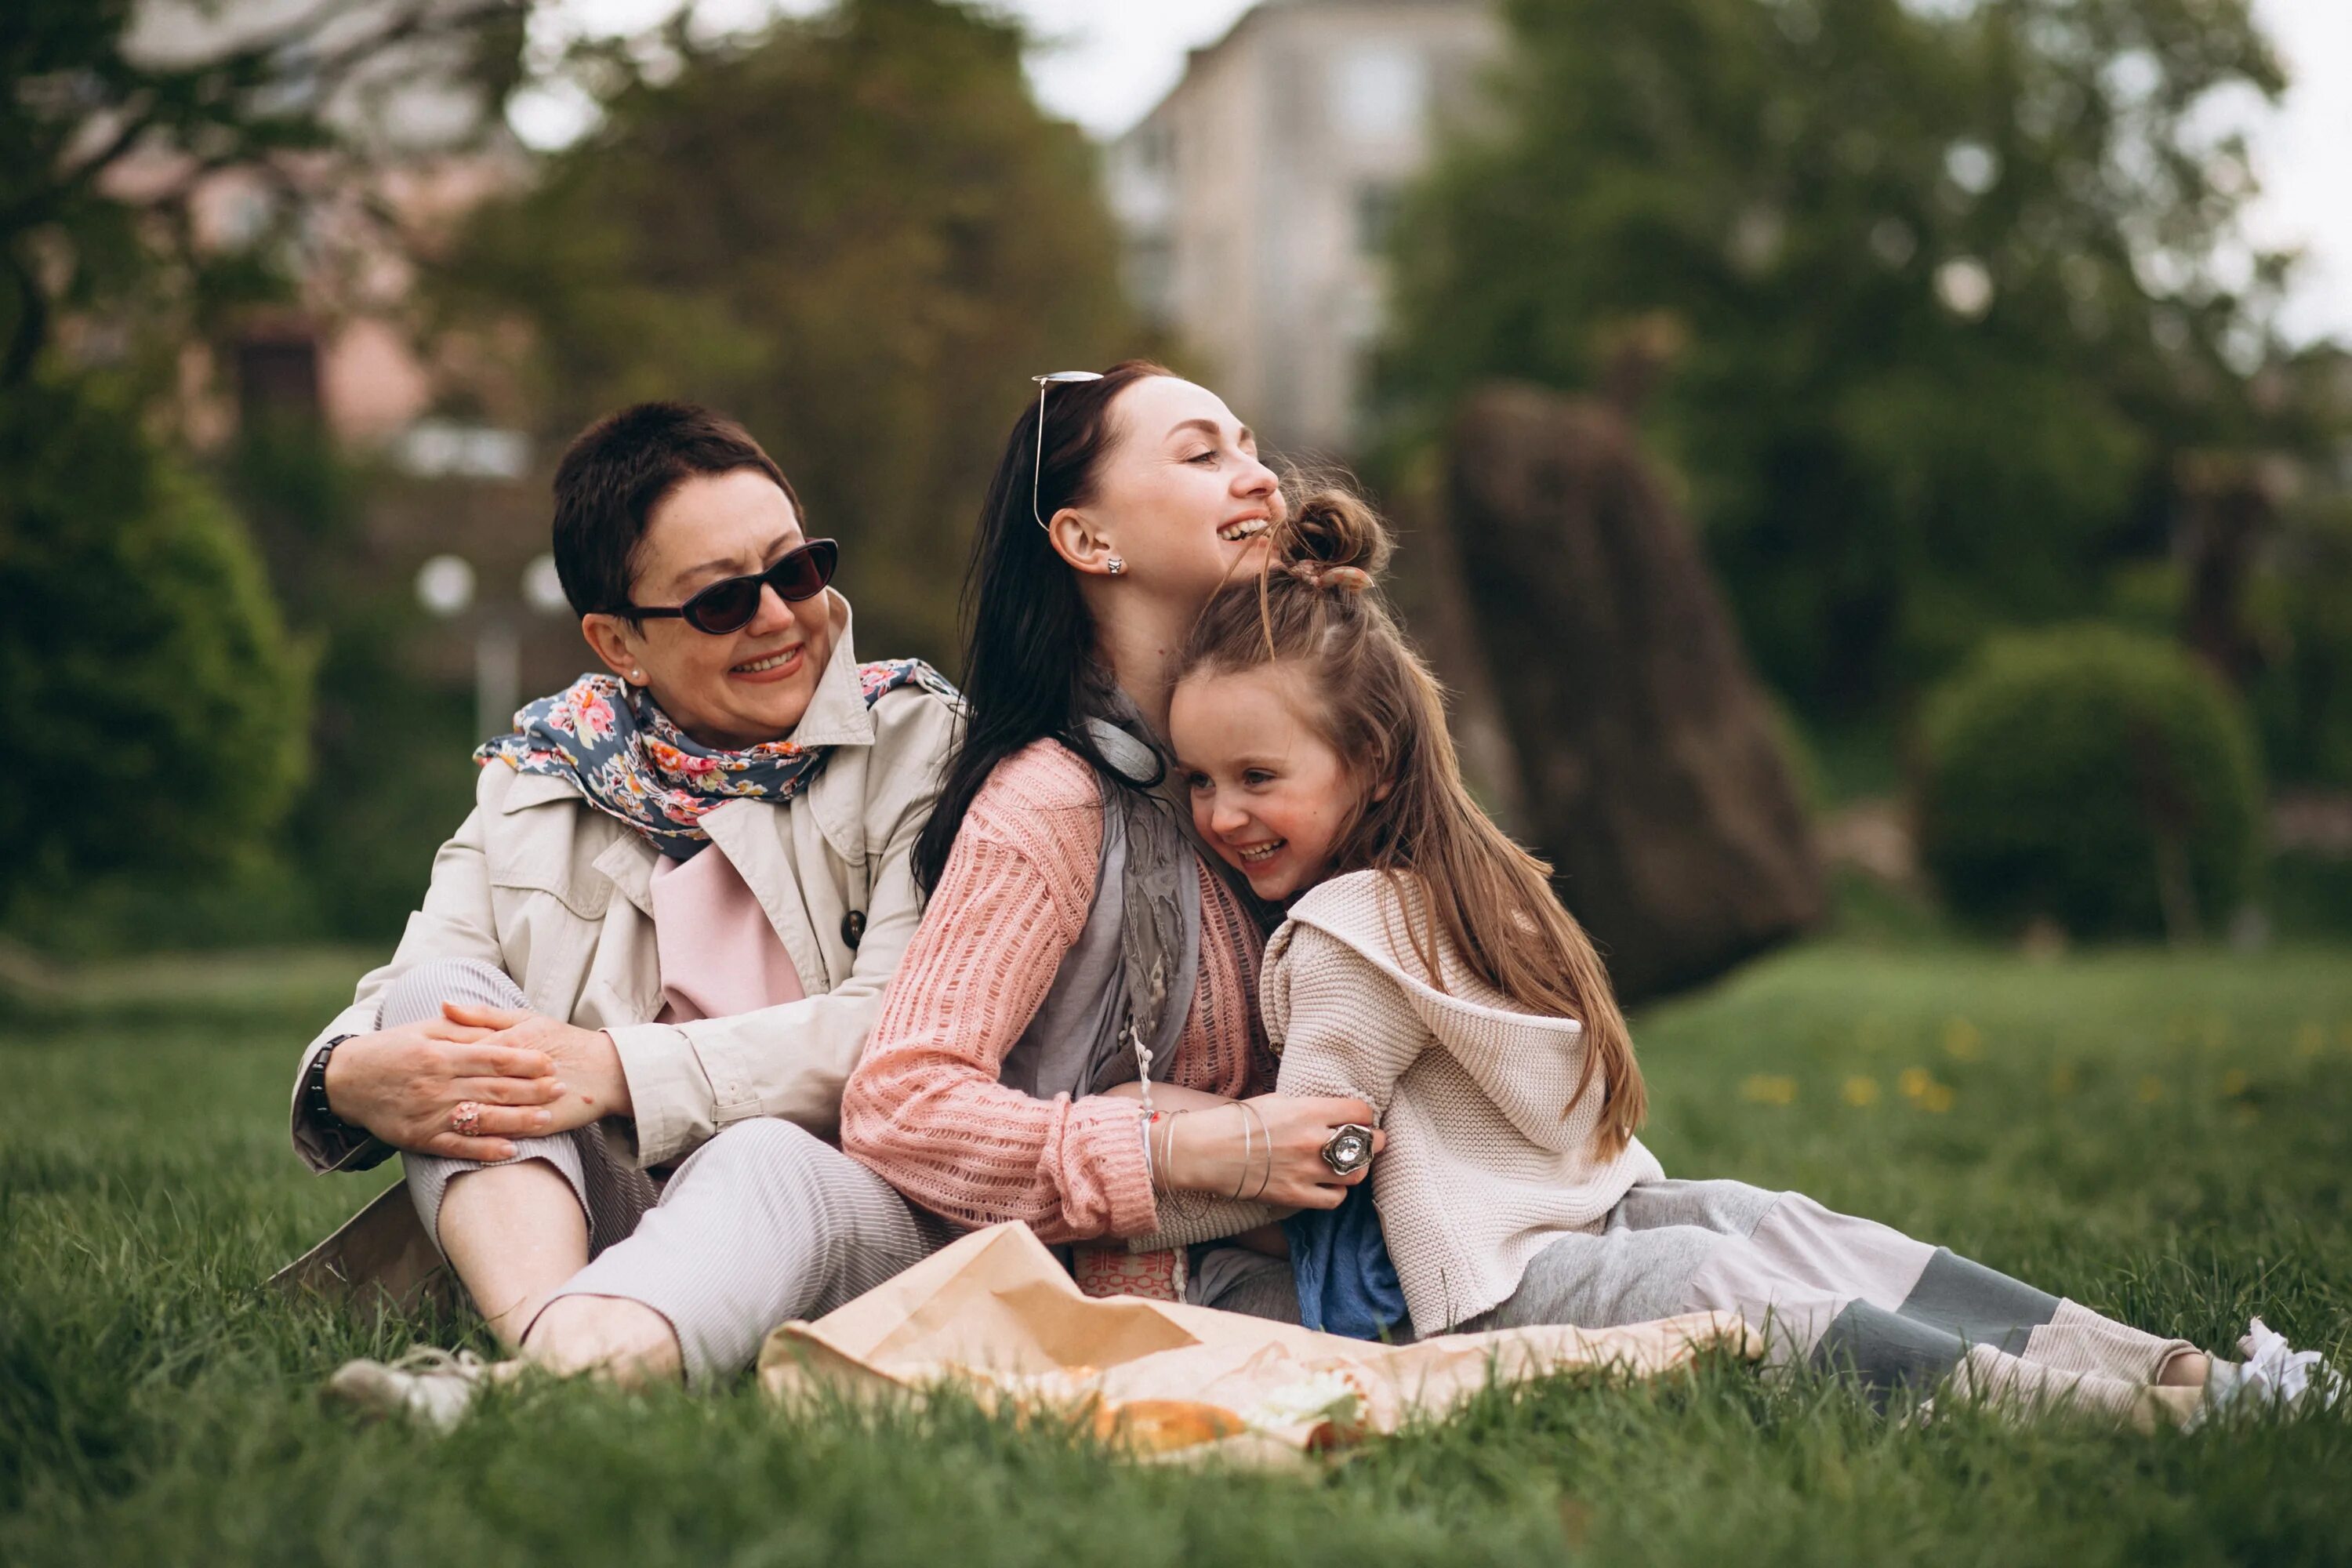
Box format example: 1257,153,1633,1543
843,364,1382,1313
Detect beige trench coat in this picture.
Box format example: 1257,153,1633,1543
278,595,958,1306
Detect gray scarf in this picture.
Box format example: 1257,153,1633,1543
997,682,1267,1103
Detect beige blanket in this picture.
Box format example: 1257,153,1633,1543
759,1222,1758,1462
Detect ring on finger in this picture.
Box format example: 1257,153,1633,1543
1319,1123,1375,1177
449,1100,485,1138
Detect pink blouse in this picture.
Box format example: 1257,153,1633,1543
648,845,805,1022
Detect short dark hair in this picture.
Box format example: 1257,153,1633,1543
550,401,802,618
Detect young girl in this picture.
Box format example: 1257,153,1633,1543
1163,492,2339,1422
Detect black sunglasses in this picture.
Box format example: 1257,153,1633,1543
619,538,840,634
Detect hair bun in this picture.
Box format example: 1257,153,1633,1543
1284,561,1374,593
1275,483,1393,584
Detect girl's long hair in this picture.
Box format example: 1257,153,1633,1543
1173,492,1649,1155
913,360,1174,895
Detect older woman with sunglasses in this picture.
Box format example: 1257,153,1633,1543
287,402,959,1419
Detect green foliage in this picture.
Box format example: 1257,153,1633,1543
2252,502,2352,787
4,942,2350,1561
1918,625,2262,939
439,0,1133,666
1387,0,2303,717
0,376,310,919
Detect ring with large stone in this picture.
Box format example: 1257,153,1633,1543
1319,1123,1375,1177
448,1100,486,1137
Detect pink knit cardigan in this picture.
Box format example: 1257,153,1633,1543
840,740,1271,1243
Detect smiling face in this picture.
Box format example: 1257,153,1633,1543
1066,376,1282,605
1171,662,1366,904
580,467,837,750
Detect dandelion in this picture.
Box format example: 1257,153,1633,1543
2221,1069,2249,1097
1921,1083,1955,1113
2136,1076,2166,1104
1941,1018,1983,1062
1740,1074,1798,1106
1842,1076,1881,1108
1898,1067,1934,1100
2050,1065,2077,1095
2231,1105,2260,1128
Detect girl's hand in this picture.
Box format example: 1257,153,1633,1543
322,1016,564,1161
1163,1094,1384,1209
439,1003,633,1135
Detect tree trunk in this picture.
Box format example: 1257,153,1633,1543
1439,382,1824,1001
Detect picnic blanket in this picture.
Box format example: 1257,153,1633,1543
758,1222,1759,1463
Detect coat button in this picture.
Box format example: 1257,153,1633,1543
841,910,866,949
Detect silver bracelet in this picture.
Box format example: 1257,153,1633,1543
1242,1101,1274,1202
1232,1102,1252,1201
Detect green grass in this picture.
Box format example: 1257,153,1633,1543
5,941,2350,1566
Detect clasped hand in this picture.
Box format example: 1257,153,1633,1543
322,1002,630,1161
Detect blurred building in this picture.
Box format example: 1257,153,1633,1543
99,2,576,721
1107,0,1500,456
120,0,530,456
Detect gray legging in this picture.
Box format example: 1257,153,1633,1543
383,959,947,1385
1457,1178,2199,1414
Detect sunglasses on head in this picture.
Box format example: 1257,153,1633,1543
618,537,840,634
1031,370,1105,531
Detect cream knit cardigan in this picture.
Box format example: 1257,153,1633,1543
1262,870,1663,1333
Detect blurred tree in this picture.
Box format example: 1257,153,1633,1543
2,0,524,390
1385,0,2314,720
0,375,310,924
1,0,521,951
437,0,1133,664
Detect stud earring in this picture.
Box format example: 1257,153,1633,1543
1105,555,1127,576
630,670,644,682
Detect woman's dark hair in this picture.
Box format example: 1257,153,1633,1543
911,359,1173,895
550,401,803,619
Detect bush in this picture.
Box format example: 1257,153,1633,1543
0,376,311,926
1918,625,2263,940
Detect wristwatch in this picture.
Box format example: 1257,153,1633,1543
304,1035,365,1145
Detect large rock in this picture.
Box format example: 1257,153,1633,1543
1439,382,1824,1000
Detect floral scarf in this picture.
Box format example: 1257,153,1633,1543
475,659,956,858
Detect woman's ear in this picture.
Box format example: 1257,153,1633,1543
1046,508,1120,577
581,613,644,685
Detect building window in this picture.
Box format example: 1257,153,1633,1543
1355,180,1403,256
1329,45,1427,143
234,332,321,423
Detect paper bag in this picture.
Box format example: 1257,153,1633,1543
760,1222,1757,1461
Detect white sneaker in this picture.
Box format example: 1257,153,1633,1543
327,1347,496,1432
2218,1318,2347,1415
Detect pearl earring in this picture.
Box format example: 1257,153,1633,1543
630,670,644,682
1105,555,1127,576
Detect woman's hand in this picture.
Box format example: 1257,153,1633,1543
322,1013,565,1161
1162,1094,1384,1209
439,1003,634,1134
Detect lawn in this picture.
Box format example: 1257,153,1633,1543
4,938,2350,1566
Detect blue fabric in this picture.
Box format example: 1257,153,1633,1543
1285,1184,1407,1340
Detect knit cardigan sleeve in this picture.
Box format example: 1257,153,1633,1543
1262,920,1433,1117
839,742,1160,1243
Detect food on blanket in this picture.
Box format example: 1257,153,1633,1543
1234,1367,1370,1444
1095,1399,1247,1450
